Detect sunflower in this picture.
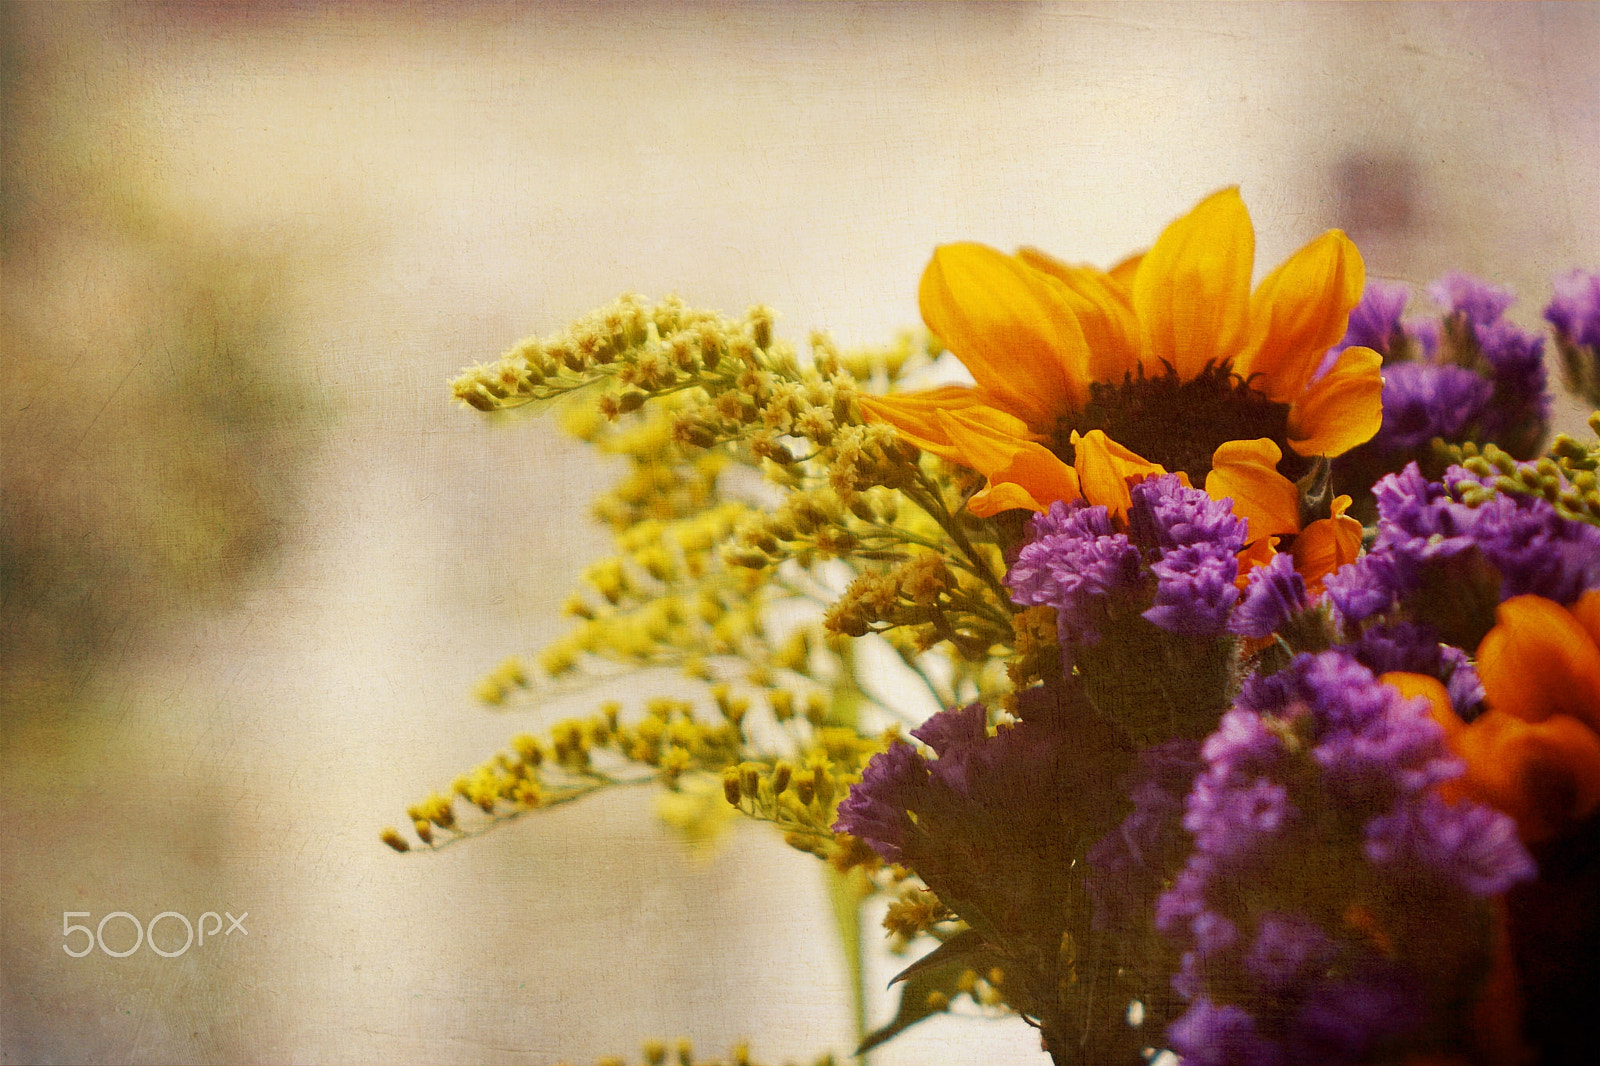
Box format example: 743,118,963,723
864,188,1380,572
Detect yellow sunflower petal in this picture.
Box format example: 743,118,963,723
1285,344,1383,458
968,480,1050,517
1107,250,1143,294
1016,248,1141,382
1477,595,1600,731
1070,429,1168,518
860,390,1039,463
1236,229,1366,402
919,243,1092,428
1204,438,1300,542
938,411,1081,516
1131,188,1254,382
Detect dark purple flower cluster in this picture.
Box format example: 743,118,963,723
1325,462,1600,627
1084,738,1203,931
1006,475,1248,643
1153,651,1534,1065
833,700,1128,962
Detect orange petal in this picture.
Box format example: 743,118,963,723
1204,438,1301,542
1131,188,1254,381
1016,248,1142,382
1285,344,1383,457
1477,595,1600,731
859,389,1037,462
1449,709,1600,842
919,243,1091,428
938,411,1082,516
1070,429,1168,519
1234,535,1280,588
1236,230,1366,402
1569,588,1600,648
1291,507,1363,594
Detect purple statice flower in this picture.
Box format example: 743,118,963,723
1145,544,1241,636
1427,271,1516,327
1477,319,1549,436
1005,499,1142,644
830,740,928,862
1229,552,1310,639
1323,552,1409,625
1546,268,1600,349
1370,362,1493,451
834,701,1129,957
1154,650,1533,1065
1129,475,1249,555
1337,280,1411,357
1182,773,1296,862
1128,475,1249,639
1007,475,1253,645
1168,998,1286,1066
908,700,986,758
1346,622,1484,719
1364,790,1534,897
1328,462,1599,643
1369,463,1481,561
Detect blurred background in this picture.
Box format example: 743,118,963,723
2,3,1596,1063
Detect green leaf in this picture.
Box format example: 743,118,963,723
857,932,1000,1056
886,927,989,987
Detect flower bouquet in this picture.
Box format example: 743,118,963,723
385,189,1600,1066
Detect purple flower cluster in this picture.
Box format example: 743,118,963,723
833,702,1121,952
1546,268,1600,350
1325,462,1600,626
1332,275,1549,461
1344,621,1483,719
1228,553,1310,640
1130,476,1250,636
1006,475,1248,644
1546,268,1600,407
831,701,1085,858
1005,501,1142,645
1336,279,1409,357
1153,651,1534,1065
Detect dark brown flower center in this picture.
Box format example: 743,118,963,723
1051,361,1306,485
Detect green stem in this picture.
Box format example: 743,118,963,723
824,865,871,1064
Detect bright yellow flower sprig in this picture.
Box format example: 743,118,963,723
382,686,891,857
390,308,1031,853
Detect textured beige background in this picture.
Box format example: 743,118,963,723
3,3,1598,1064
